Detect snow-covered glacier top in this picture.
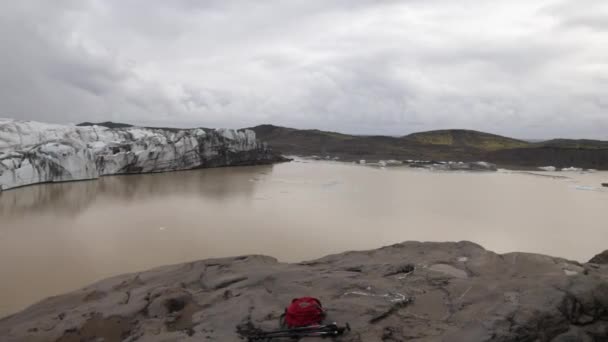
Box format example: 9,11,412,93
0,119,256,151
0,119,276,191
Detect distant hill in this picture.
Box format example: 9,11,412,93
250,125,416,159
247,124,361,155
248,125,528,162
404,129,530,151
249,124,608,169
485,146,608,170
536,139,608,149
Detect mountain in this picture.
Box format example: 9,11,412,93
248,125,526,160
249,124,608,169
249,125,435,160
537,139,608,149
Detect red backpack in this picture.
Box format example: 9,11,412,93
284,297,325,327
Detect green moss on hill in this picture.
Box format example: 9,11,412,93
404,129,530,151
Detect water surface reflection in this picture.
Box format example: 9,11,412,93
0,165,272,217
1,161,607,317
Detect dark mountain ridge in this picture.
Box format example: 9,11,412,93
248,124,608,169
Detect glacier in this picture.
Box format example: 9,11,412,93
0,119,284,191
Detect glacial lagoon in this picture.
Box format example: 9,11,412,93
1,159,607,317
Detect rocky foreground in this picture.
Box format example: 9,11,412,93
1,242,607,341
0,119,285,191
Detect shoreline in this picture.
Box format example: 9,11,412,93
291,154,604,171
0,158,290,193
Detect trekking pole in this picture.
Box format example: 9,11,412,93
255,323,337,335
248,331,342,341
247,323,350,341
248,331,335,340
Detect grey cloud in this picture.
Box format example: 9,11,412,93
180,87,233,111
563,15,608,32
545,0,608,31
0,0,607,139
47,52,130,96
0,1,179,124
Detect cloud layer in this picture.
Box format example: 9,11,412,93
1,0,607,138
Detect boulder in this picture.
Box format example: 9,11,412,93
1,241,607,341
589,250,608,264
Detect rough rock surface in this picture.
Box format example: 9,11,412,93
0,119,284,191
590,250,608,265
1,241,607,342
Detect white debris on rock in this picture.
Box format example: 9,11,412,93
0,119,277,191
561,167,583,172
429,263,468,279
377,160,403,167
343,290,410,304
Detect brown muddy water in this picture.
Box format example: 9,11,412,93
1,160,608,317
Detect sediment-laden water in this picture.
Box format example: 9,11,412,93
1,160,607,316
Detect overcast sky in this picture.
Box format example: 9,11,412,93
1,1,607,138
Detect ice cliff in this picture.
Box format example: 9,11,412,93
0,119,283,191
